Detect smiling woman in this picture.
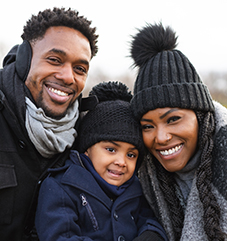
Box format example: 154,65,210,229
140,108,198,172
130,22,227,241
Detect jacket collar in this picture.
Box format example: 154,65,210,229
60,151,142,207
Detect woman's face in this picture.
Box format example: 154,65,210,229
140,107,199,172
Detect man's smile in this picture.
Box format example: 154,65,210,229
48,87,69,96
44,82,75,105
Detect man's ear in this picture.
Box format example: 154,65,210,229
84,151,88,156
15,40,32,82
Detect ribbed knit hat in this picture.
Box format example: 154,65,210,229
78,81,144,162
130,22,214,121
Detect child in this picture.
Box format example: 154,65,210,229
35,81,168,241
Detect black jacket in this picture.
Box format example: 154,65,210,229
0,42,81,241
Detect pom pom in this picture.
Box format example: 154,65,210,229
130,22,178,67
89,81,132,102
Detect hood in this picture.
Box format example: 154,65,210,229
2,40,32,82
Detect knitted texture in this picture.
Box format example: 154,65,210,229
130,23,214,121
78,82,144,158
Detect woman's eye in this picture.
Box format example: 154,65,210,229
168,116,181,124
141,124,154,130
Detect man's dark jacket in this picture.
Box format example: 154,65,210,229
0,41,81,241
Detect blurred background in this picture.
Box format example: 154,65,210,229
1,0,227,104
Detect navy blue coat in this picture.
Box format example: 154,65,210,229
35,151,167,241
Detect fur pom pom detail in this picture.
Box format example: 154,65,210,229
130,22,178,67
89,81,132,102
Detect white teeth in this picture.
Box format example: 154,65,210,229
49,87,68,96
160,144,182,156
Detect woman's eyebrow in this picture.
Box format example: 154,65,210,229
140,118,153,123
160,108,178,119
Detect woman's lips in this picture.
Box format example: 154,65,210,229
158,144,183,157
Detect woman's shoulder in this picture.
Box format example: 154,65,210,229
214,101,227,134
212,116,227,200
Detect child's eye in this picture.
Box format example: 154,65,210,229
127,153,137,159
167,116,181,124
106,147,115,153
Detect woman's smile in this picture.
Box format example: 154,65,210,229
158,144,183,157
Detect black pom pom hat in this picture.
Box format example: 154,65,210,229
130,22,214,121
78,81,144,166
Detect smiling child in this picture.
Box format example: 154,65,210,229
35,81,168,241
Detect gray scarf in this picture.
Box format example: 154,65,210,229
25,97,79,158
174,150,201,203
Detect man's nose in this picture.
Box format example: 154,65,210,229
56,64,75,85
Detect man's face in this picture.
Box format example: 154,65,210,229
25,26,91,119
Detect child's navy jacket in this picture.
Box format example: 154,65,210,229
35,151,168,241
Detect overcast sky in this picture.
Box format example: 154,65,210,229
1,0,227,78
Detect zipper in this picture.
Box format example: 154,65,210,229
80,193,99,231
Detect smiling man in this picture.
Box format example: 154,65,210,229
0,7,98,241
25,26,92,119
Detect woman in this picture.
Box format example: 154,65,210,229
129,22,227,241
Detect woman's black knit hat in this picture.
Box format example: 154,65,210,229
78,81,144,163
130,22,214,121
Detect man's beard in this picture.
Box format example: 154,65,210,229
36,90,74,120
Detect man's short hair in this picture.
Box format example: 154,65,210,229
21,7,98,58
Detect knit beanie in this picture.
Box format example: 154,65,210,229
78,81,144,164
130,22,214,121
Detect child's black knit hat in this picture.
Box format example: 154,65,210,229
78,81,144,163
130,22,214,121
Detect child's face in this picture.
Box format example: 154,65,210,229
85,141,139,187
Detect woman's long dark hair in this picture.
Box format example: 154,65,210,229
154,111,225,241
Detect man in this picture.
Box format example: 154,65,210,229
0,7,98,241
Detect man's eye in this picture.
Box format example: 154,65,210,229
168,116,181,124
74,66,87,74
48,57,61,63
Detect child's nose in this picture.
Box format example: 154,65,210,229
114,155,127,167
